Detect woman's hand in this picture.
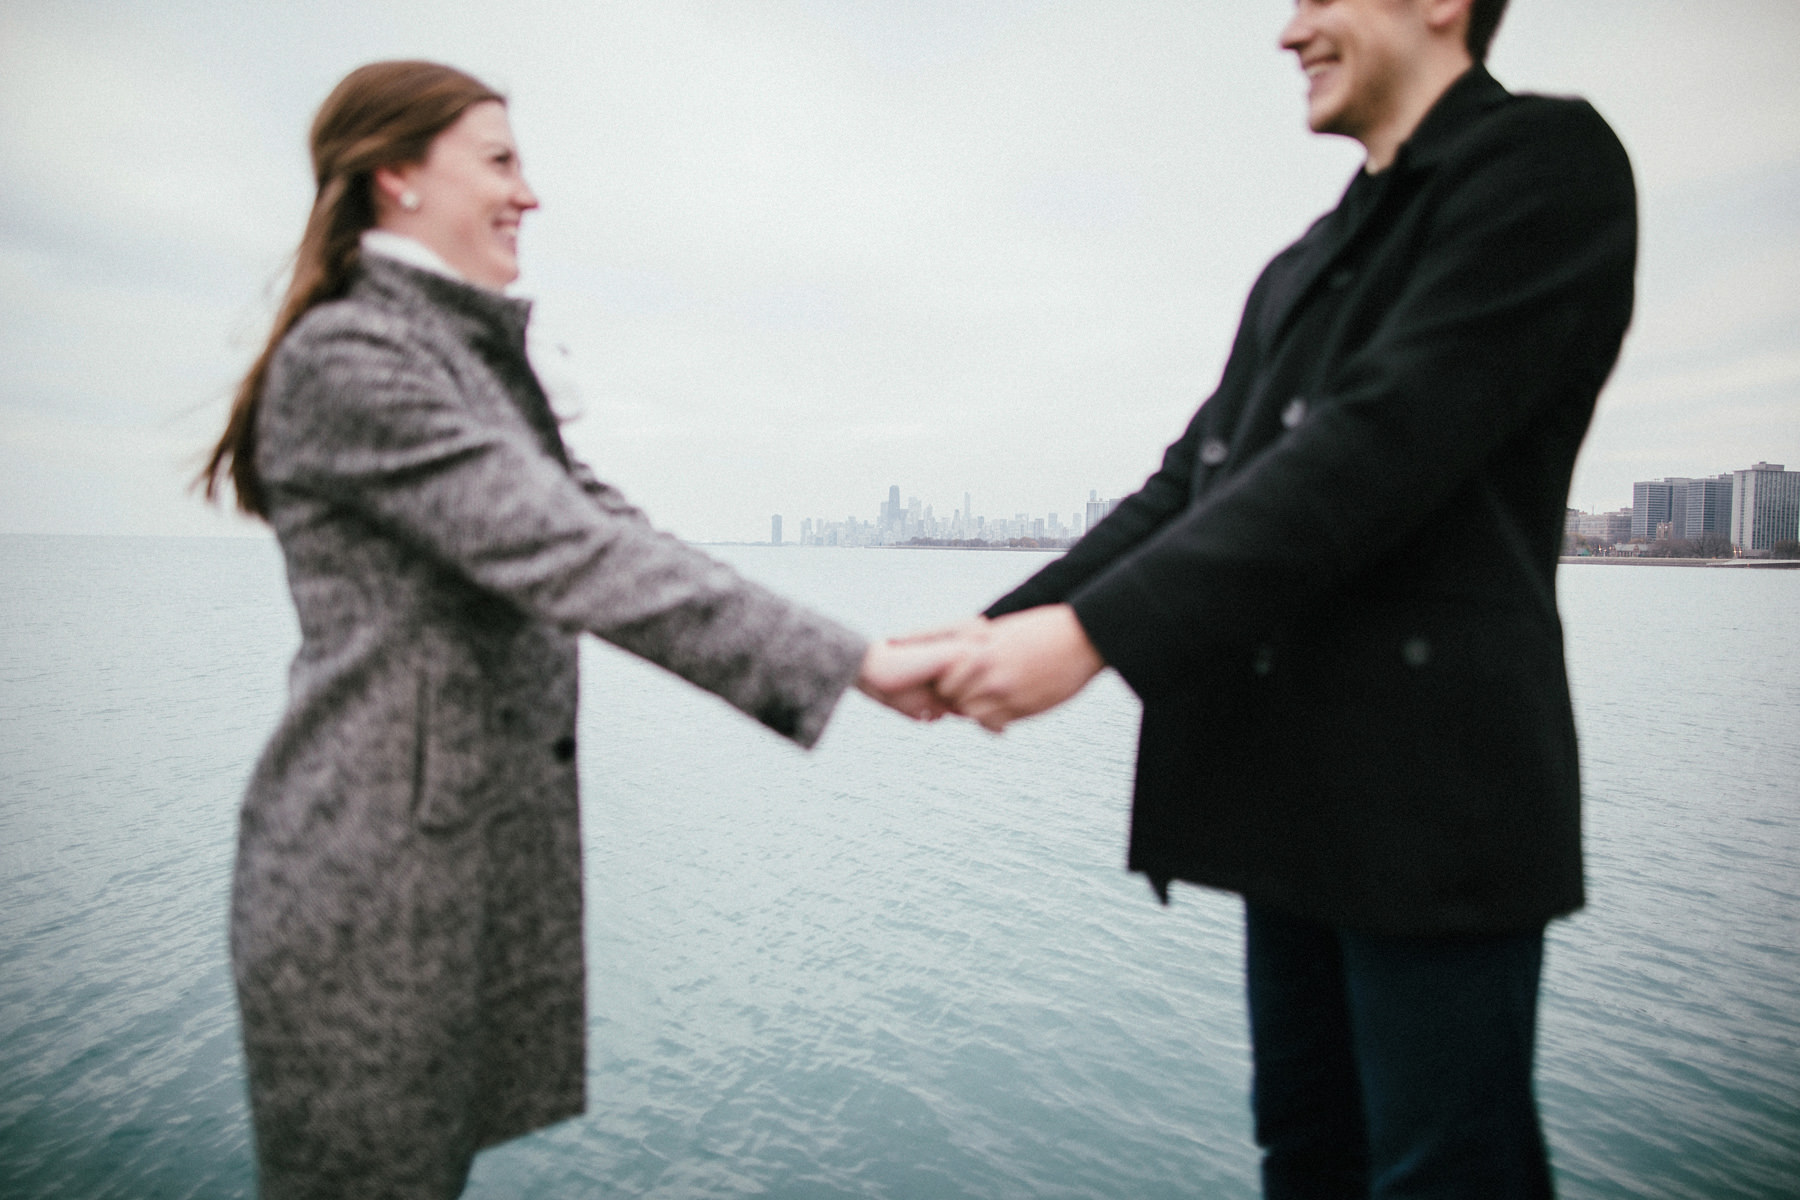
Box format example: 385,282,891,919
883,615,990,647
857,637,977,721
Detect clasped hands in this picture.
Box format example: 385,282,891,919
856,604,1105,732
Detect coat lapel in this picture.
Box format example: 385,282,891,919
1255,170,1392,354
1253,66,1510,356
360,259,572,468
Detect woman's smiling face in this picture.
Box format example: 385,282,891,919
377,99,538,288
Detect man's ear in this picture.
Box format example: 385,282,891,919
1421,0,1474,41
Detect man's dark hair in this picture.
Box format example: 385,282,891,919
1466,0,1509,62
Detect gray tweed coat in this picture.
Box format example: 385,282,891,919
231,254,866,1199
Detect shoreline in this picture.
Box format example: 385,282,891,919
1558,556,1800,569
702,543,1068,553
880,544,1066,553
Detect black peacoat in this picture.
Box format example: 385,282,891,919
988,67,1637,935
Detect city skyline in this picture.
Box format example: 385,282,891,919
765,483,1120,546
766,455,1800,553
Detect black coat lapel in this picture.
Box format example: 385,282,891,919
1253,67,1509,354
1256,170,1393,352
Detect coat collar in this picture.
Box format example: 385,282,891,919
1389,63,1510,175
1256,65,1510,351
347,252,569,466
351,252,535,352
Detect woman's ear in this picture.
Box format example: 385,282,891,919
372,165,414,216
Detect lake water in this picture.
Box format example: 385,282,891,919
1,535,1795,1198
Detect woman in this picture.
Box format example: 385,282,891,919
201,60,949,1198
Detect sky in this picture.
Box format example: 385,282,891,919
1,0,1796,542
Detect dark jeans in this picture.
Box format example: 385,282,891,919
1245,903,1552,1199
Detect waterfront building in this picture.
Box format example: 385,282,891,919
1680,475,1735,540
1631,479,1680,542
1576,509,1632,544
1730,463,1800,553
771,515,782,545
1631,474,1738,543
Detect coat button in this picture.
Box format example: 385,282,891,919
1200,437,1229,466
1281,397,1308,429
1252,645,1274,677
552,735,577,762
1400,637,1431,668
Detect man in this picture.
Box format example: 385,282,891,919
929,1,1636,1194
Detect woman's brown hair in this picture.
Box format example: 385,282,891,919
200,61,503,517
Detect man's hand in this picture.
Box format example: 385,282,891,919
934,604,1104,732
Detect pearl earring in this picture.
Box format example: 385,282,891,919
399,190,420,212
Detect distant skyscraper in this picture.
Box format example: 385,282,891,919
771,515,782,545
1632,474,1742,543
1631,479,1677,541
1730,463,1800,552
1680,475,1734,539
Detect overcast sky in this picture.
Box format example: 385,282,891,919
2,0,1796,541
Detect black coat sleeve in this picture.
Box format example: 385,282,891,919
1067,100,1637,696
984,270,1275,618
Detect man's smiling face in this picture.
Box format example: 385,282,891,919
1279,0,1430,144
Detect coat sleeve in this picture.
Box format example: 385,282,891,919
985,413,1201,617
1067,101,1637,697
258,325,866,748
984,268,1275,618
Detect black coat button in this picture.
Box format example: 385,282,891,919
1281,397,1308,429
1200,437,1229,466
552,735,577,762
1400,638,1432,668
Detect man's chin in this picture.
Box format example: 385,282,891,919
1304,98,1338,133
1307,104,1357,139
